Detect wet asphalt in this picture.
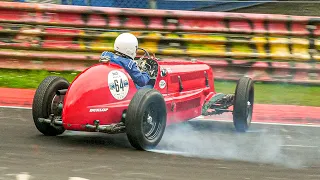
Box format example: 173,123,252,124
0,107,319,180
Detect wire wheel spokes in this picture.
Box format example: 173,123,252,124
142,104,161,140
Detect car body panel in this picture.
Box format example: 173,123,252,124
62,58,216,131
158,60,215,124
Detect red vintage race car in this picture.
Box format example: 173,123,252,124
32,48,254,151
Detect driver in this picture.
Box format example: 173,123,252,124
100,33,152,89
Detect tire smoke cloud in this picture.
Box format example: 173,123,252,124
150,121,313,169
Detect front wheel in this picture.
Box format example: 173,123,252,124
32,76,69,136
125,89,167,150
233,76,254,132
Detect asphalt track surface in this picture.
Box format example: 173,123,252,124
0,107,319,180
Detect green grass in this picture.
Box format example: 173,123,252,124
214,80,320,107
0,69,319,107
0,69,78,89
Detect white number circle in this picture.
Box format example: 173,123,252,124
108,70,130,100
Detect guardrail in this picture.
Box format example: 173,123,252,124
0,2,319,84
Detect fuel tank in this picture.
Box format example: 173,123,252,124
62,63,137,131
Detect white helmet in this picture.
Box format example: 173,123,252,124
114,33,138,59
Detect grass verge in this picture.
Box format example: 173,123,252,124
0,69,319,107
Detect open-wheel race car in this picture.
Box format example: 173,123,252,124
32,48,254,151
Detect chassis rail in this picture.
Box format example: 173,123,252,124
38,115,126,134
85,120,126,134
38,114,63,126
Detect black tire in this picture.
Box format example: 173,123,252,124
32,76,69,136
125,88,167,150
233,76,254,132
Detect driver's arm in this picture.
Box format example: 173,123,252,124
125,60,150,87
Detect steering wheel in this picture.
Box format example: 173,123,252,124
136,48,152,73
137,47,151,61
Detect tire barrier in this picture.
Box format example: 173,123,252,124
0,2,319,84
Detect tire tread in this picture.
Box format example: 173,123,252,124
32,76,69,136
233,76,254,132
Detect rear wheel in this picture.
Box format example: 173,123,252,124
233,76,254,132
125,89,167,150
32,76,69,136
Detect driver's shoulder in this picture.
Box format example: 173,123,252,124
102,51,137,70
127,59,137,70
101,51,114,57
112,55,136,70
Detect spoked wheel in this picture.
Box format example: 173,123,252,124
49,93,64,122
233,76,254,132
32,76,69,136
246,99,253,126
142,104,163,140
125,89,167,150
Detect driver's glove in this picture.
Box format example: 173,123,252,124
100,51,111,62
